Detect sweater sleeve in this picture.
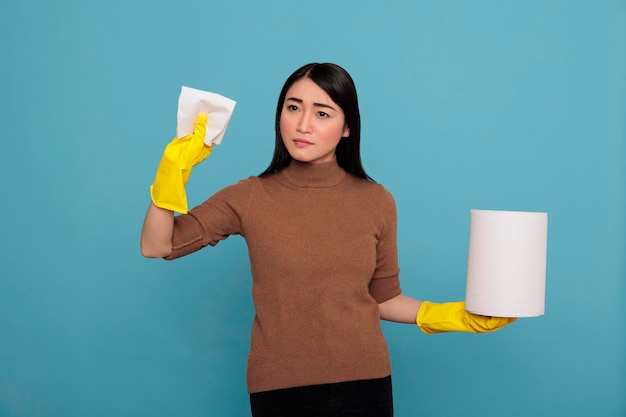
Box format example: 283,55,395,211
165,178,253,260
368,186,402,303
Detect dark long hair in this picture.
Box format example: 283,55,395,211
259,63,373,181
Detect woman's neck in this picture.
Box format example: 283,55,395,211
283,158,346,188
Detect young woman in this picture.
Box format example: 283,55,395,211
141,63,515,417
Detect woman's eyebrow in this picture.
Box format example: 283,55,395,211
286,97,337,111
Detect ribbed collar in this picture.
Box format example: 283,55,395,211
282,159,346,188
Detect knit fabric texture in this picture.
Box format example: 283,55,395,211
166,159,402,393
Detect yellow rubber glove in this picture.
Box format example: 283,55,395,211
149,114,213,214
416,301,516,334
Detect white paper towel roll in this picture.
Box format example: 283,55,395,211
465,210,548,317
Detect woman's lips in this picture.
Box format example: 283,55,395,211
293,138,313,147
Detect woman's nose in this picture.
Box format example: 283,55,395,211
297,112,312,133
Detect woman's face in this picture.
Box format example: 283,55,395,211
279,77,350,164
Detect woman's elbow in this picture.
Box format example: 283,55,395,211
140,241,172,259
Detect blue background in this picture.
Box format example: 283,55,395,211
1,1,624,416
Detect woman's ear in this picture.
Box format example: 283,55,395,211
343,125,350,138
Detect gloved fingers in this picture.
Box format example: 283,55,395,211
175,113,212,167
200,142,214,159
161,136,183,163
417,300,518,334
150,113,213,214
491,316,517,329
192,113,208,146
191,113,213,164
180,144,213,185
467,314,517,332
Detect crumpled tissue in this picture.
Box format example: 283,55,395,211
176,86,236,145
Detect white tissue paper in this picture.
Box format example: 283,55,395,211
176,86,236,145
465,209,548,318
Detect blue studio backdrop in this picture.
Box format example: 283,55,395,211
1,1,624,416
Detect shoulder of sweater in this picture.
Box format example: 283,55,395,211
220,175,261,188
207,176,259,200
345,174,395,196
342,175,397,211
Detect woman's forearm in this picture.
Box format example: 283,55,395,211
378,294,423,324
140,202,174,258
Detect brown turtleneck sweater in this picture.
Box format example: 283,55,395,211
166,160,402,393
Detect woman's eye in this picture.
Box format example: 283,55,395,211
317,111,328,118
287,105,299,111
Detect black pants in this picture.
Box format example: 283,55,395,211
249,376,394,417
